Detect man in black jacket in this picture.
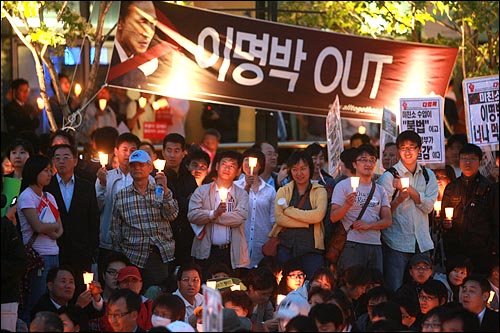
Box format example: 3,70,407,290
441,143,497,275
460,274,499,332
45,144,100,295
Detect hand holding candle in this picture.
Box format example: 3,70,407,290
153,159,166,172
37,97,44,110
350,177,360,192
248,157,258,175
400,177,410,189
443,207,454,229
83,272,94,290
98,152,108,168
219,188,228,202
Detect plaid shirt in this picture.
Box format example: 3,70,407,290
111,181,179,268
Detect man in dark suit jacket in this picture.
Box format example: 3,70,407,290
30,266,104,323
45,144,100,296
460,274,499,332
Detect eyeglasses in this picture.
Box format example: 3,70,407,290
399,146,419,152
422,322,441,329
412,265,431,272
181,277,201,284
356,157,377,164
460,157,479,162
107,311,132,319
106,269,119,276
287,273,306,280
419,294,437,302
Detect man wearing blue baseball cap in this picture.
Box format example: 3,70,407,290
110,149,179,291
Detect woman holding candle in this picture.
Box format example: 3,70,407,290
234,148,276,268
268,150,327,279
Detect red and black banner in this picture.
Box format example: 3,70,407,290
106,2,459,122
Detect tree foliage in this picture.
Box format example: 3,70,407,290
277,1,498,79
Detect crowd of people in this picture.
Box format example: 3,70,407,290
1,80,499,333
1,120,498,332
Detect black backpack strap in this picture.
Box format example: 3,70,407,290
421,165,429,184
385,167,400,201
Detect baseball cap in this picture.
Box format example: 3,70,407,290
166,320,196,332
409,253,432,268
117,266,142,282
129,149,151,164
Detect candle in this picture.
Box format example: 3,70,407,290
206,281,217,289
277,197,288,208
83,271,94,290
74,83,82,97
230,284,241,291
434,201,442,217
350,177,360,192
400,177,410,189
138,96,147,108
445,207,454,220
153,159,166,172
98,98,107,111
219,188,228,202
152,101,160,111
98,152,108,167
248,157,258,175
37,97,44,110
488,290,495,304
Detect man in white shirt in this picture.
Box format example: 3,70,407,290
172,264,204,323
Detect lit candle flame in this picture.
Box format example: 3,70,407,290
98,98,107,111
248,157,258,175
37,97,44,110
138,96,147,108
219,188,228,202
350,177,360,192
434,201,442,217
152,101,160,111
83,271,94,290
153,159,166,172
74,83,82,97
400,177,410,189
98,152,108,167
445,207,454,220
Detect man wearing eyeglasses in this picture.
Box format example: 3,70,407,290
377,130,439,292
441,143,497,275
107,288,145,332
330,144,392,275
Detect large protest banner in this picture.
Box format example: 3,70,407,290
462,75,499,147
106,2,458,121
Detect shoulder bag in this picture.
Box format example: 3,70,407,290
325,181,376,264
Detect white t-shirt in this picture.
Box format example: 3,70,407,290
331,178,390,245
18,187,60,255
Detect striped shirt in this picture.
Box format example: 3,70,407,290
111,181,179,268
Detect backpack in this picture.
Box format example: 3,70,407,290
385,166,429,201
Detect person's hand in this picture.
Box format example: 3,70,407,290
345,191,357,207
352,220,370,231
277,164,288,185
75,289,93,308
214,201,227,218
245,174,256,187
442,219,453,229
89,281,103,302
154,171,168,192
96,167,108,186
397,188,410,202
262,318,279,332
392,177,403,191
